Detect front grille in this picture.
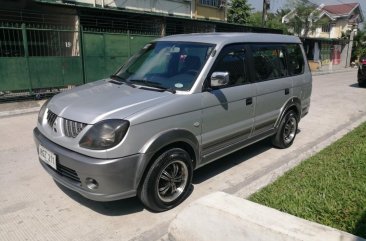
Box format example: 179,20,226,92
55,162,81,184
46,110,57,127
63,119,87,138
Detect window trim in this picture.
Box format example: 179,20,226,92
249,43,289,83
284,43,305,77
203,43,252,91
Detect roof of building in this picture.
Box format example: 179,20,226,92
321,3,358,16
282,2,363,23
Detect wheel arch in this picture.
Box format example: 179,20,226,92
135,129,199,189
275,97,301,129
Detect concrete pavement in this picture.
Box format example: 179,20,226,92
168,192,366,241
0,70,365,241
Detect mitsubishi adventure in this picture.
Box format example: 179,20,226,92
34,33,312,211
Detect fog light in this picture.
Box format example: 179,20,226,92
85,177,99,190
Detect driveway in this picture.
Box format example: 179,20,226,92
0,70,365,241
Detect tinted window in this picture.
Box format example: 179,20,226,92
211,46,248,87
252,45,287,82
287,44,305,76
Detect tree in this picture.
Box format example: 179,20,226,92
353,27,366,60
248,9,290,33
227,0,252,25
284,0,329,37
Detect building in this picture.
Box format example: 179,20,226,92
195,0,226,21
0,0,279,99
282,2,363,39
309,3,363,39
30,0,226,21
282,2,364,72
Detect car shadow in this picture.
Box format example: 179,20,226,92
350,83,364,88
193,137,272,184
54,181,145,216
353,210,366,239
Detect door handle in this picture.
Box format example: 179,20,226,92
246,97,253,106
285,88,290,95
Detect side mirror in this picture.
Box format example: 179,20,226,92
210,72,229,88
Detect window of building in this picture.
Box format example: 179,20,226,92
322,23,330,33
252,45,287,82
199,0,221,8
211,46,248,87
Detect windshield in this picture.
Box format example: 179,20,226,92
115,41,215,91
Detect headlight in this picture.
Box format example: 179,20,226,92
38,98,51,124
79,119,129,150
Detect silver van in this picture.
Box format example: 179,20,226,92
34,33,312,211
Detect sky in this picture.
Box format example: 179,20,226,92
248,0,366,23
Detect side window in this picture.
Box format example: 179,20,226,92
252,45,287,82
287,44,305,76
211,46,248,87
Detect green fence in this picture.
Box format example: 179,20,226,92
0,24,83,92
83,31,156,83
0,24,158,97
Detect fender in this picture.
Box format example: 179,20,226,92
274,97,302,129
134,129,200,188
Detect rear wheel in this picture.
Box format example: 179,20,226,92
138,148,193,212
272,110,298,149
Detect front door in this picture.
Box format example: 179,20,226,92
200,44,255,165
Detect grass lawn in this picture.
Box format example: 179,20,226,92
249,122,366,238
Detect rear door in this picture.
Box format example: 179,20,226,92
249,44,292,136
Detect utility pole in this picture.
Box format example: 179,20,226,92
346,27,356,68
262,0,270,27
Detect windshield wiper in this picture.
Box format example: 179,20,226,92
130,79,176,94
110,75,136,88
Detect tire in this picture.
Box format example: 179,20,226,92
138,148,193,212
272,110,298,149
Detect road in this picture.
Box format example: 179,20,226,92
0,70,365,241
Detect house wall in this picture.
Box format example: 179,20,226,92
72,0,192,17
195,4,225,20
331,18,349,38
312,27,330,38
310,18,350,39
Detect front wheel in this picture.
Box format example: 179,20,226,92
272,110,298,149
138,148,193,212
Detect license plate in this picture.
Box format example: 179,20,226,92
39,144,57,170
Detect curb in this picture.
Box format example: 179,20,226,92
0,107,40,118
311,68,357,76
168,192,366,241
232,112,366,198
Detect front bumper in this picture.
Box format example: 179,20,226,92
33,128,144,201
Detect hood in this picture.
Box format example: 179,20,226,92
48,79,173,124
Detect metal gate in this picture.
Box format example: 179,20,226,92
82,31,156,82
0,23,158,97
0,23,83,93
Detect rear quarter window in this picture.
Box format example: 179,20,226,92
287,44,305,76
